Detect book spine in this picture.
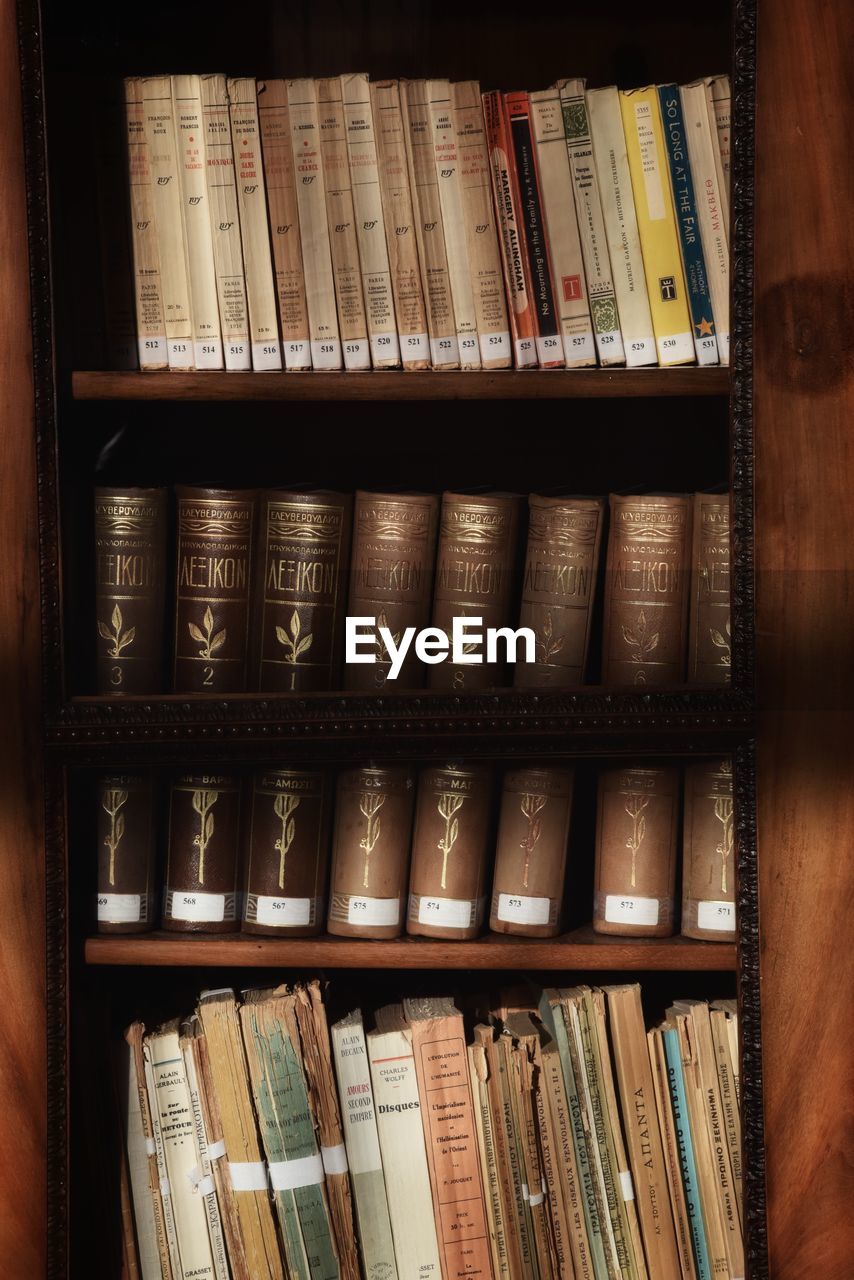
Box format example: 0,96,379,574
619,88,694,366
514,494,605,689
682,760,736,941
341,73,401,369
492,1033,538,1274
256,80,312,370
540,1038,595,1280
586,86,656,367
173,486,255,693
509,1036,555,1273
122,1028,176,1280
478,1029,526,1275
647,1031,699,1280
122,78,167,369
172,74,224,369
95,486,167,694
489,767,574,937
180,1031,231,1280
594,766,680,937
141,1037,184,1277
703,81,730,241
242,769,330,936
601,493,692,687
328,766,415,938
163,772,241,932
657,87,720,366
527,1036,571,1274
97,774,156,933
96,88,138,369
467,1039,512,1277
709,1010,742,1222
680,83,730,364
558,79,626,367
199,74,251,371
708,77,731,203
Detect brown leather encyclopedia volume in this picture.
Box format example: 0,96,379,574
407,763,493,939
253,490,352,692
489,766,574,937
242,769,330,936
173,486,255,693
682,758,736,940
163,772,242,932
95,487,167,694
430,491,522,691
515,494,605,688
688,493,731,684
97,773,156,933
328,765,415,937
593,765,679,936
345,490,440,690
601,494,692,687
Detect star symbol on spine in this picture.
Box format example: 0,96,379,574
696,316,715,337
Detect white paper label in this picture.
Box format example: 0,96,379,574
620,1170,635,1201
595,329,626,365
634,101,666,220
207,1140,226,1161
321,1144,349,1175
697,900,735,932
343,337,371,371
536,333,563,365
717,331,731,364
401,331,429,363
480,330,511,363
657,331,695,366
497,893,551,926
605,894,659,926
457,332,481,368
311,338,343,370
695,333,720,366
229,1161,268,1192
223,340,251,371
269,1152,324,1191
97,893,143,923
624,335,657,367
562,330,596,365
514,336,537,367
430,334,460,367
170,891,226,923
255,896,312,927
138,335,167,367
167,339,194,369
370,332,401,365
194,339,224,370
283,338,311,370
347,896,400,927
251,340,283,371
415,895,475,929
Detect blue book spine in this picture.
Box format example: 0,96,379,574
658,86,719,365
663,1027,713,1280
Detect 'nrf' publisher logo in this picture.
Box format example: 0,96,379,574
659,275,677,302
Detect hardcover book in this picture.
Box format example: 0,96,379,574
489,766,574,937
688,493,731,684
163,772,242,932
97,773,156,933
95,486,167,694
594,766,679,937
243,769,330,936
681,759,736,941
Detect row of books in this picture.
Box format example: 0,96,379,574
96,758,736,941
95,488,731,695
119,981,743,1280
120,71,731,373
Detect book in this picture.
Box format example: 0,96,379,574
243,769,331,936
97,774,156,933
680,82,730,364
173,486,256,693
253,489,352,692
593,766,680,937
163,771,242,932
688,492,731,684
94,486,167,694
96,87,138,369
341,72,402,369
122,1022,176,1279
500,1014,557,1274
140,1027,184,1279
682,759,736,941
199,73,252,371
709,1008,743,1222
467,1030,514,1278
227,77,283,370
707,77,731,202
619,88,694,366
514,494,605,689
178,1019,231,1280
327,766,415,939
257,79,312,370
122,77,167,369
601,493,693,687
489,766,574,937
654,1027,708,1279
586,85,656,367
557,78,626,367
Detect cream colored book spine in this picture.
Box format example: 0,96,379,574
256,79,312,370
123,78,168,370
528,87,596,368
710,1008,743,1222
341,72,401,369
141,75,194,368
199,74,251,371
286,77,343,369
400,79,460,368
120,1030,172,1280
140,1033,183,1278
317,75,371,370
681,81,730,364
708,76,731,203
703,80,729,236
171,74,223,370
227,77,283,370
586,86,657,367
179,1024,231,1280
467,1039,511,1277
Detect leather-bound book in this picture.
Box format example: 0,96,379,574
242,769,330,936
688,493,731,684
601,493,692,687
593,765,679,936
163,772,241,932
406,763,492,940
95,487,167,694
429,492,522,691
327,765,415,938
345,490,440,691
682,759,736,940
173,486,255,693
514,494,606,688
489,766,574,937
96,773,157,934
253,490,352,692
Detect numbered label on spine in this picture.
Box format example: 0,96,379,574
410,893,483,929
604,894,659,926
697,900,735,932
494,893,554,926
97,893,147,924
166,889,235,923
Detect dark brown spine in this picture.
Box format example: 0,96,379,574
406,763,493,940
163,772,242,932
429,492,522,691
681,758,736,940
593,765,679,937
253,490,352,692
94,487,167,694
242,769,330,936
96,774,157,934
489,766,574,937
345,491,440,691
514,495,605,688
688,493,731,685
173,486,255,693
327,766,415,937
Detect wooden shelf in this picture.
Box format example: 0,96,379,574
84,927,736,970
71,368,730,402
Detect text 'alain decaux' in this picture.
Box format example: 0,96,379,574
345,616,536,680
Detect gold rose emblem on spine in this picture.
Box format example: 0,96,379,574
189,606,226,660
98,604,135,657
276,610,313,688
535,611,564,664
436,792,465,890
622,610,659,665
519,793,547,889
710,619,732,666
102,788,128,886
624,793,650,889
714,794,734,893
359,793,386,888
191,790,218,885
273,793,300,890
